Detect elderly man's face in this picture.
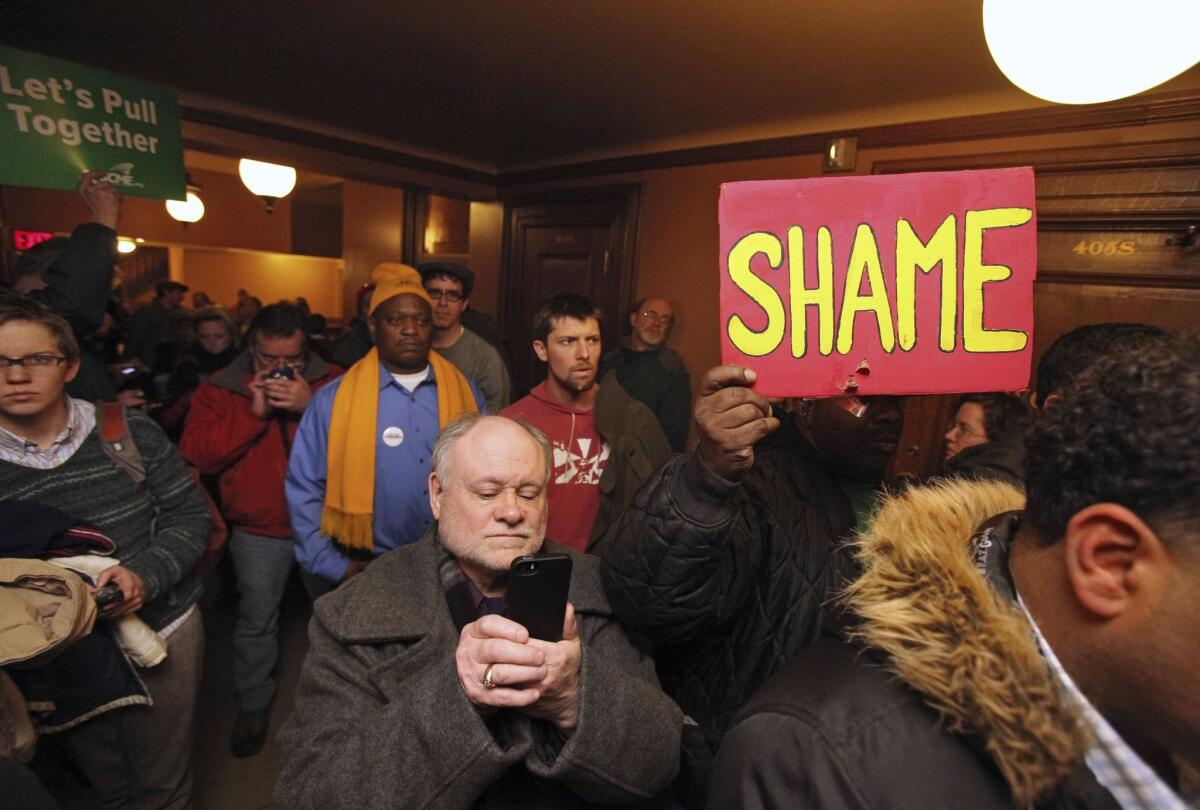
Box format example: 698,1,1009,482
430,417,548,576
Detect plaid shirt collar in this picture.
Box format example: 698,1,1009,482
0,397,96,469
1018,597,1197,810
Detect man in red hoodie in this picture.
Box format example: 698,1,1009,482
180,302,340,757
502,293,669,552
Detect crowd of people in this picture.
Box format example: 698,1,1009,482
0,174,1196,810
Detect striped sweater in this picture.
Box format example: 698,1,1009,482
0,407,210,630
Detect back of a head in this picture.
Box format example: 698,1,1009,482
531,292,602,343
1024,334,1198,547
248,302,308,346
11,237,70,286
1035,323,1167,407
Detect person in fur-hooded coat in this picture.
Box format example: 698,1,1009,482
711,335,1200,810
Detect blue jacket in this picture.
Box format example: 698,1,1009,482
286,361,482,584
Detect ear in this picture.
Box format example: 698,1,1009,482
1063,503,1164,620
629,310,639,329
64,358,81,385
532,340,549,363
428,471,443,519
367,317,377,340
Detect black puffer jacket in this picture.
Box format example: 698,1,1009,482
596,417,860,798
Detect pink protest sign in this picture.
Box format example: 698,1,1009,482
718,167,1037,398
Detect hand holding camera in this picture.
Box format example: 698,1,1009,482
93,565,144,618
253,365,312,415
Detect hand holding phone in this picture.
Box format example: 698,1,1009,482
94,582,123,608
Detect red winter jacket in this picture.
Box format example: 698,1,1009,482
180,351,341,538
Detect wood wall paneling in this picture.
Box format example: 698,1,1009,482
875,136,1200,478
342,181,405,319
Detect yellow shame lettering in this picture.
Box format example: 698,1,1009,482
788,225,834,358
726,232,786,357
896,215,957,352
963,208,1032,353
725,207,1031,360
836,224,895,355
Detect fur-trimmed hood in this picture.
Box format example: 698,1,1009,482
844,479,1092,808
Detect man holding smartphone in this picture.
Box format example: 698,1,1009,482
181,302,340,757
277,414,681,808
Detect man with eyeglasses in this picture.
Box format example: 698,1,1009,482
417,262,511,412
180,301,340,757
599,296,691,452
0,296,210,807
286,263,482,600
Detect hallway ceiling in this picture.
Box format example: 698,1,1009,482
3,2,1199,173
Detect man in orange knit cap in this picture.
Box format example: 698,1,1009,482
286,263,483,598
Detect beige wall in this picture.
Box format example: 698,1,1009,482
468,201,504,316
180,247,342,317
340,180,405,318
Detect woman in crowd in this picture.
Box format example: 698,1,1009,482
161,306,241,438
941,391,1032,484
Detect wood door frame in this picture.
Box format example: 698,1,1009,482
499,183,642,368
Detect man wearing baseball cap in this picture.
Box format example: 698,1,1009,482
286,263,484,597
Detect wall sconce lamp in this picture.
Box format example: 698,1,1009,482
165,176,205,225
116,237,140,255
823,136,857,172
238,159,297,213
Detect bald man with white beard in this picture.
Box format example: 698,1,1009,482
277,414,681,809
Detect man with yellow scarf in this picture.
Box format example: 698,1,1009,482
286,263,483,597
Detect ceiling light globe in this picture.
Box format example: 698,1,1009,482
166,191,206,224
238,159,297,205
983,0,1200,105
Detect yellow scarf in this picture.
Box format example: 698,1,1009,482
320,348,478,555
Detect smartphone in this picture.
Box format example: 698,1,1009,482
267,366,295,380
94,583,123,608
503,554,572,642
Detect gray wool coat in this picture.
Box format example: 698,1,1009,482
275,535,682,809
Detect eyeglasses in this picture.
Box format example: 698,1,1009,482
638,310,673,326
0,353,70,370
252,350,305,369
425,288,464,303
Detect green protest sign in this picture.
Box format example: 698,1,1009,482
0,46,185,200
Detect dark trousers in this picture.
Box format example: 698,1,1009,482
63,609,203,810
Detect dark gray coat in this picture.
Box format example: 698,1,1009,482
276,535,682,809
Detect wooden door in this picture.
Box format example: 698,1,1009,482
501,185,641,396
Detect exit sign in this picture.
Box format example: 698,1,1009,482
13,230,54,250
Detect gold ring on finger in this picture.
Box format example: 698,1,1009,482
482,663,498,689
